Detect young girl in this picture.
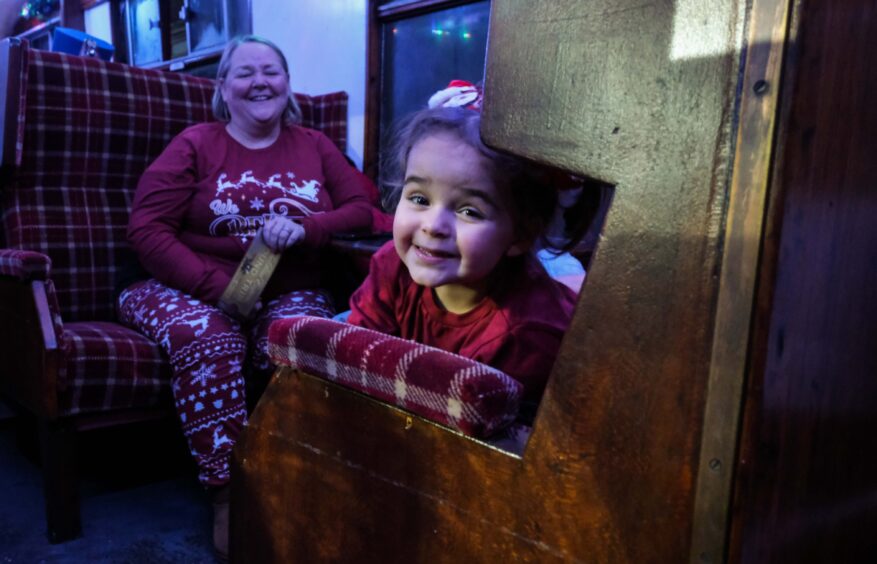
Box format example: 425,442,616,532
347,106,588,417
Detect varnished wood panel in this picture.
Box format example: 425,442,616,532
690,0,792,560
363,1,381,180
0,278,60,419
482,1,746,560
730,0,877,561
233,369,619,562
0,38,22,175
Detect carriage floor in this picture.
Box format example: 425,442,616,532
0,400,217,563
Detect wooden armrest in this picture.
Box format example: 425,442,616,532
0,275,62,418
324,233,392,301
329,232,392,257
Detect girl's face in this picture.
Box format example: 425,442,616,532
393,132,523,313
220,42,289,134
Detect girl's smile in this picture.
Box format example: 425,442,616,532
413,244,458,260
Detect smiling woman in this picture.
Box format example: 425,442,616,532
216,40,296,148
117,34,374,560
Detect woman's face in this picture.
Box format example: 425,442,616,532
220,42,289,133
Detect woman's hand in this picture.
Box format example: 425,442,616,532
261,216,305,253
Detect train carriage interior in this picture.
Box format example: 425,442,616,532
0,0,875,563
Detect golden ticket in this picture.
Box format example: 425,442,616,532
217,236,280,320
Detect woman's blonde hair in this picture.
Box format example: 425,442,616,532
212,35,302,126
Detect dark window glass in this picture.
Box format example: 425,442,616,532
124,0,249,70
187,0,226,54
128,0,163,65
380,1,490,137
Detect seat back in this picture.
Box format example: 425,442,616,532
1,44,215,322
0,39,348,323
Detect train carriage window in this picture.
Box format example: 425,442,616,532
109,0,250,75
365,0,490,178
379,1,489,142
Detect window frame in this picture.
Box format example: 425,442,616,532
364,0,485,180
109,0,251,72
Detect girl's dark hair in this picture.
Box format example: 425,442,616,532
381,106,592,253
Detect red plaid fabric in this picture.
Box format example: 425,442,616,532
0,43,351,416
0,248,50,280
3,48,216,321
59,321,172,416
295,91,348,154
268,317,523,438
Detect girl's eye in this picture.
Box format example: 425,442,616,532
458,207,485,220
408,194,429,206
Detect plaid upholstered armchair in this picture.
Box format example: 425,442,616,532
0,37,351,542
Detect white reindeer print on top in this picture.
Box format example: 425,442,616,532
208,169,325,242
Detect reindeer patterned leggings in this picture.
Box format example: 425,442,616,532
118,279,334,487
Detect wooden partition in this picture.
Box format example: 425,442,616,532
231,0,877,561
728,0,877,560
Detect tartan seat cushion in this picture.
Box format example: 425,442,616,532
58,321,172,416
268,316,523,438
295,91,348,154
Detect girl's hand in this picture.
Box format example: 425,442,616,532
261,216,305,253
